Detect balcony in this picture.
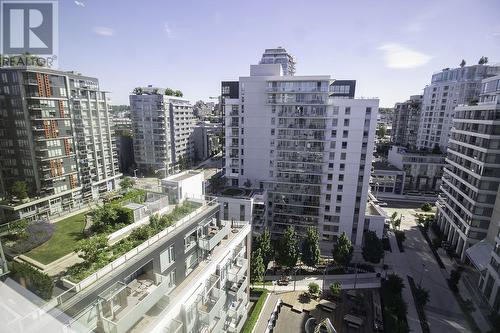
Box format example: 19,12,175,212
199,287,227,328
198,221,230,251
97,273,172,333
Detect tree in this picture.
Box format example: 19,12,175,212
332,232,353,267
390,212,398,225
377,123,387,139
275,225,299,269
329,282,341,300
251,248,265,283
174,90,183,97
478,56,489,65
460,59,466,68
301,227,321,268
385,273,405,294
149,214,161,232
362,231,384,263
10,219,30,238
119,177,135,191
164,88,175,96
132,87,143,94
91,204,118,231
256,228,273,269
421,203,432,212
308,282,320,298
415,286,430,307
76,235,108,263
10,180,28,199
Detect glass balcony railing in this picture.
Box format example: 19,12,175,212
198,221,230,251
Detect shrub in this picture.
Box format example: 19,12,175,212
241,288,268,333
129,226,155,242
10,261,53,300
415,286,430,307
329,282,341,299
308,282,320,297
8,221,55,255
421,203,433,212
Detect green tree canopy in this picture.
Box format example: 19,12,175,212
250,248,265,283
362,231,384,263
119,177,135,191
76,235,108,263
10,180,28,199
275,225,299,269
332,232,353,267
256,228,273,269
301,227,321,268
329,282,341,299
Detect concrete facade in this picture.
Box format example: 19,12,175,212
416,64,500,151
392,95,422,149
130,87,195,176
436,74,500,263
388,146,445,195
222,58,379,253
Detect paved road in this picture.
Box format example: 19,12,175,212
383,207,471,333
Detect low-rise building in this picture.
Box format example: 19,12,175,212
371,160,404,196
388,146,445,195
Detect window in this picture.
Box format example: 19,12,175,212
338,174,344,181
331,130,337,138
343,130,348,138
344,119,350,126
340,152,346,160
338,184,343,191
328,174,333,180
345,107,351,115
335,206,341,213
366,107,372,114
240,204,245,221
341,142,347,149
328,163,333,169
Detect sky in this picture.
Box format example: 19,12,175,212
58,0,500,107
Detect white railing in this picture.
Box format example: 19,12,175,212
53,199,218,309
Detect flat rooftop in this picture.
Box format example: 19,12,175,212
372,161,401,172
165,171,202,182
217,187,264,199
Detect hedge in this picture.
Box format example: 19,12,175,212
241,288,269,333
10,261,53,300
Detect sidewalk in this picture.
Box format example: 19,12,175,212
253,292,279,333
382,207,472,332
385,229,423,333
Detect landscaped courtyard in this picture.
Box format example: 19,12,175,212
25,212,86,264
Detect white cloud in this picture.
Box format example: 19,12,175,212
378,43,432,69
93,26,115,37
164,22,174,39
74,1,85,7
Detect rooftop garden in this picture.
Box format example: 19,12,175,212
25,213,86,264
3,189,147,265
66,200,202,283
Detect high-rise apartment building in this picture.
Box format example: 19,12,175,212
259,47,296,76
436,74,500,261
392,95,422,148
223,59,381,251
0,67,121,222
416,64,500,151
130,87,195,176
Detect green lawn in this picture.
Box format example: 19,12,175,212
26,212,87,264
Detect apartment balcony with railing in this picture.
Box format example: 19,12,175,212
97,273,172,333
198,220,230,252
198,287,227,330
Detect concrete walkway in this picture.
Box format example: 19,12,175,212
253,292,279,333
383,207,472,333
385,229,423,333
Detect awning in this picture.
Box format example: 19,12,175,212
465,239,493,272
